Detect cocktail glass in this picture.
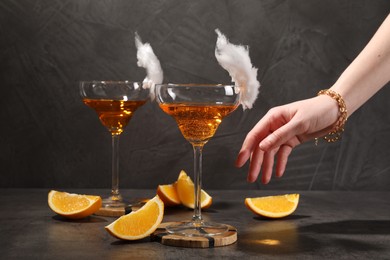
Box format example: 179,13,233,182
80,81,149,209
156,83,240,236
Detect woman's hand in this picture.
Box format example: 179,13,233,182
235,95,339,184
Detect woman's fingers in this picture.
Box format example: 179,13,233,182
235,127,263,168
247,143,295,184
275,144,293,178
261,148,278,184
247,146,264,183
236,109,284,167
235,147,251,168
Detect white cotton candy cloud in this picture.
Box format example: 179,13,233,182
134,32,163,99
214,29,260,110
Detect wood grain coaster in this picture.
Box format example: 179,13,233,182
94,207,124,217
94,206,133,217
151,222,237,248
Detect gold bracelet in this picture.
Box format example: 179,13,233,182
316,89,348,143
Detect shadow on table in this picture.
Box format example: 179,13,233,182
253,214,310,221
52,215,107,223
163,201,234,216
301,220,390,235
210,201,236,211
110,237,151,245
237,219,389,255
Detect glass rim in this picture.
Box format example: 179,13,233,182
155,83,236,88
79,80,143,85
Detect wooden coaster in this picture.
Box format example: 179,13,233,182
151,222,237,248
94,207,125,217
94,206,133,217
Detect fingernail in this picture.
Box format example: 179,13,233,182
235,158,242,168
260,138,271,151
235,151,246,167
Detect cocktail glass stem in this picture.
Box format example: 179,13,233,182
166,141,229,236
192,144,204,223
165,141,229,236
111,133,121,202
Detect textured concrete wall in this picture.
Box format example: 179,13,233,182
1,0,389,190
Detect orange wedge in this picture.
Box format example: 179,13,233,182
245,194,299,218
105,195,164,240
175,170,212,209
157,184,181,206
48,190,102,219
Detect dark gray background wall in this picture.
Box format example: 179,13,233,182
1,0,389,190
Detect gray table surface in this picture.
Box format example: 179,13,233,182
1,189,389,259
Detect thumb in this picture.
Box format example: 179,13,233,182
259,121,302,151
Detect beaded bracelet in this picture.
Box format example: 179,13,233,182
316,89,348,143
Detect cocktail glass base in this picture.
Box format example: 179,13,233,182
94,195,127,217
166,221,229,237
101,195,127,209
94,195,147,217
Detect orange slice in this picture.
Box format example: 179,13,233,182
105,195,164,240
48,190,102,219
245,194,299,218
157,184,181,206
175,170,212,209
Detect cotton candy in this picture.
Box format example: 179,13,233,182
135,33,163,99
215,29,260,110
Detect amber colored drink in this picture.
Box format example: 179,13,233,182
83,99,146,135
159,103,238,145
